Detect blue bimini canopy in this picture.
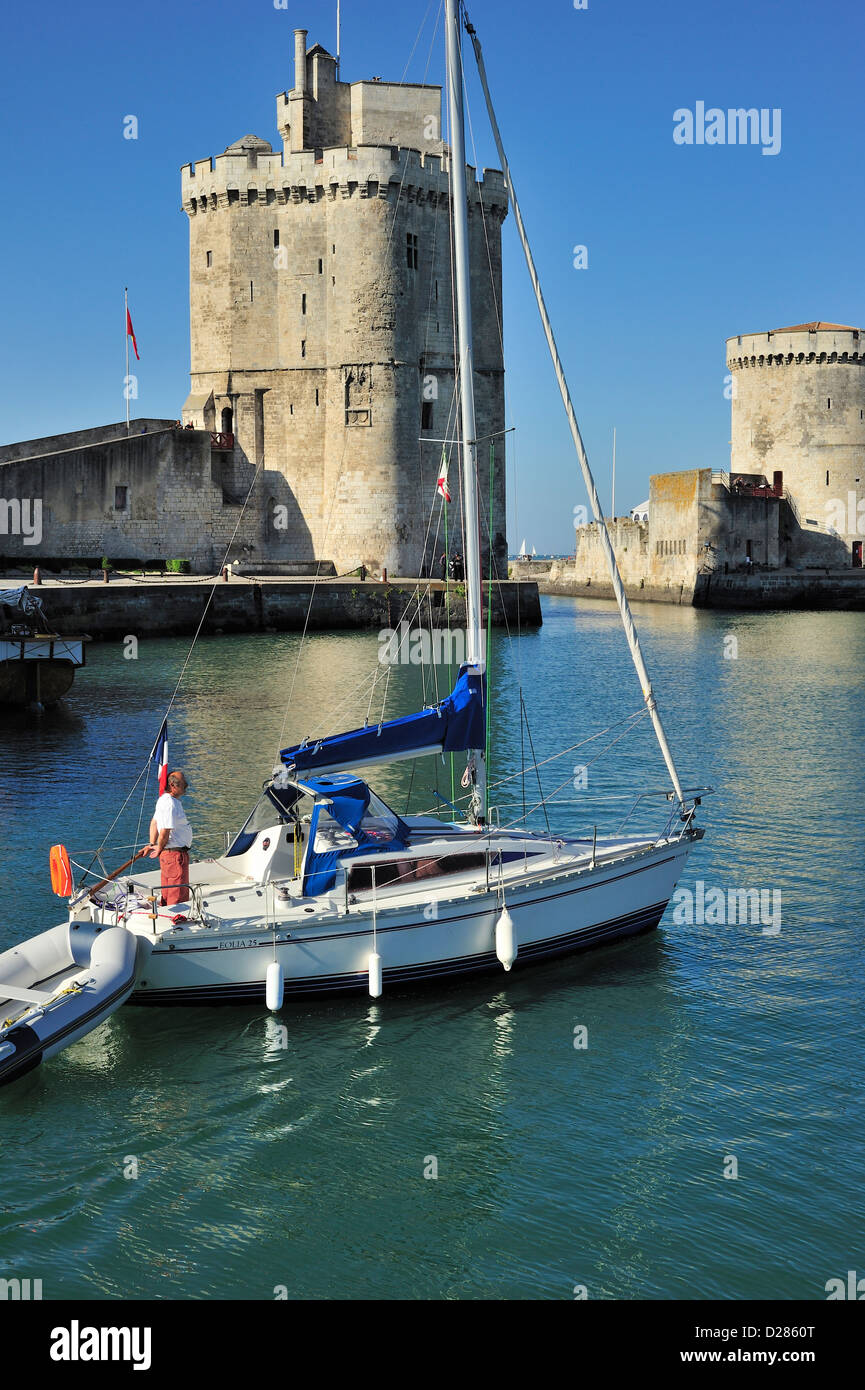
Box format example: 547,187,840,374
282,665,486,777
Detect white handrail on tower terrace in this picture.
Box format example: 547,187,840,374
465,9,686,807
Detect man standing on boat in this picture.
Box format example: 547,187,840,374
147,770,193,906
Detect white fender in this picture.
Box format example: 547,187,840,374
495,907,517,971
265,961,284,1012
368,952,382,999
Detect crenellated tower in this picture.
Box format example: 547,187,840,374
181,30,508,575
726,322,865,560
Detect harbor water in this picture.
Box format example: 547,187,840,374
0,595,862,1299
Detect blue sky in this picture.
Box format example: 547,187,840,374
1,0,862,553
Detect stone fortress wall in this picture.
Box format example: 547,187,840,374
521,323,865,606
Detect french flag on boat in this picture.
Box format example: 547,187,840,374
151,719,169,794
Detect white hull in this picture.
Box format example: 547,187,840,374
125,837,692,1005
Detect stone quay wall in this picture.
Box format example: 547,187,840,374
20,578,542,641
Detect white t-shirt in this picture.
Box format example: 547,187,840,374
154,792,193,849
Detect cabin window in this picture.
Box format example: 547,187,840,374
346,851,487,894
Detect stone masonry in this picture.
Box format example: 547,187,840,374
181,31,509,577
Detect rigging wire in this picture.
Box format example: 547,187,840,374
84,455,267,875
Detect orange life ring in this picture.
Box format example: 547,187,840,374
49,844,73,897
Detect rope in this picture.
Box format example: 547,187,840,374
83,457,266,879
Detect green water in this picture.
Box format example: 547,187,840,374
0,597,862,1299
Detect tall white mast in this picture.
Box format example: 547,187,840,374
445,0,486,822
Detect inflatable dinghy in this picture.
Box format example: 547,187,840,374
0,922,138,1087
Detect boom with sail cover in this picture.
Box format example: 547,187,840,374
281,666,486,777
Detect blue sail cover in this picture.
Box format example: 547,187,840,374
281,666,486,776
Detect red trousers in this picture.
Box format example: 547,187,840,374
161,848,190,906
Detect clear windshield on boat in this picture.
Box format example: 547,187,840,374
227,784,306,856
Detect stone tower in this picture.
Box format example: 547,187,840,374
726,322,865,558
181,31,508,576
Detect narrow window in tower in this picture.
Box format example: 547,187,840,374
406,233,419,269
290,404,294,415
301,340,306,358
827,397,831,409
318,259,323,273
114,485,128,511
315,388,320,406
826,470,830,486
332,244,336,254
435,280,439,301
250,281,254,302
421,401,433,431
206,250,213,267
302,294,307,315
273,229,280,247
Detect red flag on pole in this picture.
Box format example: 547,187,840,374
126,307,140,361
436,448,452,503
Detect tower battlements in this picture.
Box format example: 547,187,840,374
726,323,863,369
182,145,507,220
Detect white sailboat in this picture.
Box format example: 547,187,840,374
1,1,708,1054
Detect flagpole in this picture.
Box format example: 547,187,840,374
124,287,130,436
611,425,616,518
